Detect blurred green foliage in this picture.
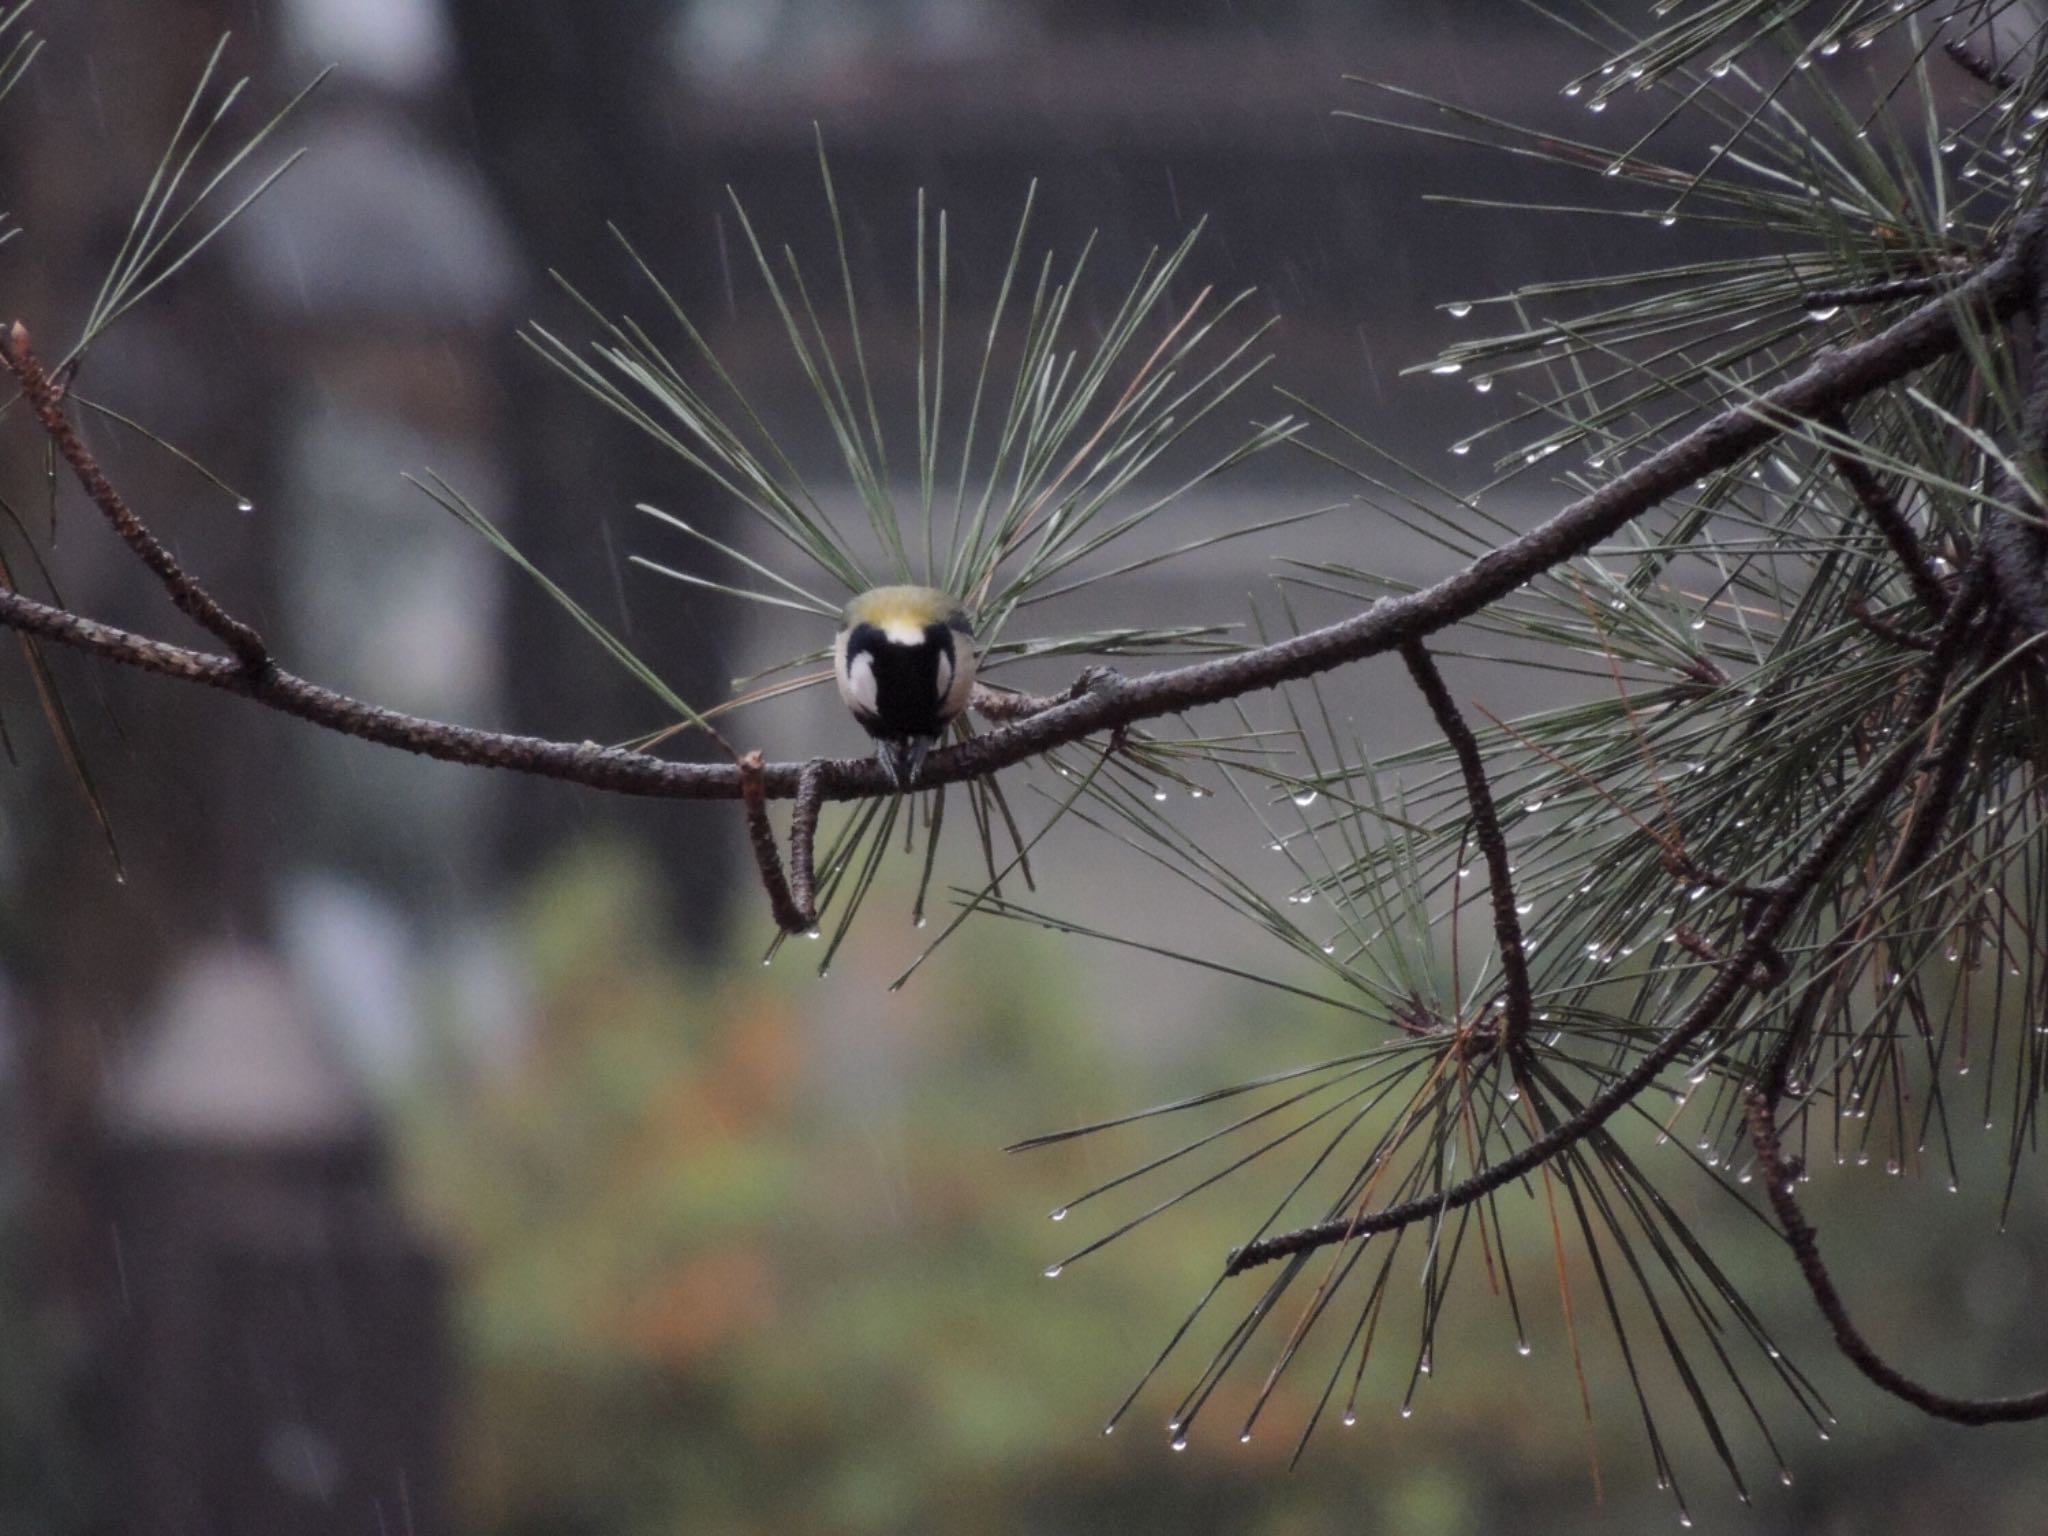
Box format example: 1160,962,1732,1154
395,841,2048,1536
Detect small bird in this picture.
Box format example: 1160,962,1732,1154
833,585,978,787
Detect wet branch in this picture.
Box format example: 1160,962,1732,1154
0,220,2036,815
1228,559,1992,1275
740,752,817,934
1745,1090,2048,1424
1943,35,2019,93
1820,409,1949,620
1399,641,1532,1046
741,756,828,935
1803,273,1970,311
1,323,269,669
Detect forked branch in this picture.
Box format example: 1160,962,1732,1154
0,324,269,669
1229,556,1996,1274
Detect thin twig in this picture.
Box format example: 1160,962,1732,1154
740,751,814,934
1746,1091,2048,1424
1761,622,1993,1097
0,322,268,669
1399,641,1532,1046
1804,273,1969,310
1943,36,2018,93
789,760,826,922
1820,409,1949,619
1845,594,1934,650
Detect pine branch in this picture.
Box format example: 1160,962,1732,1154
1803,274,1971,310
0,216,2037,820
1228,560,1995,1274
1943,36,2019,94
1819,409,1949,620
1745,1090,2048,1424
0,323,267,668
741,754,827,934
1397,641,1532,1046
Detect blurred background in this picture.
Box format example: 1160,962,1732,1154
2,1,2047,1533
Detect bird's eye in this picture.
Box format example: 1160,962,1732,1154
947,609,974,637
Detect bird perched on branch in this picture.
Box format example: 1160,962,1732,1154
833,585,978,787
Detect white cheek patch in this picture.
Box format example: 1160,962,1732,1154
840,649,879,717
940,636,976,720
933,648,954,706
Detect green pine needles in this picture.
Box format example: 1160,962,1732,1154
980,0,2048,1509
479,139,1302,962
424,3,2048,1503
526,139,1300,660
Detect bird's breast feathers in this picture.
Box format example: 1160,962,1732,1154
834,588,978,738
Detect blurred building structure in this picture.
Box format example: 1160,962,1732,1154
99,950,444,1536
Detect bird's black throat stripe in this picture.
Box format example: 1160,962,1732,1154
845,621,957,739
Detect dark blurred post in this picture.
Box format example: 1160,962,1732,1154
98,949,443,1536
3,5,504,1530
445,0,737,950
0,13,299,1525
